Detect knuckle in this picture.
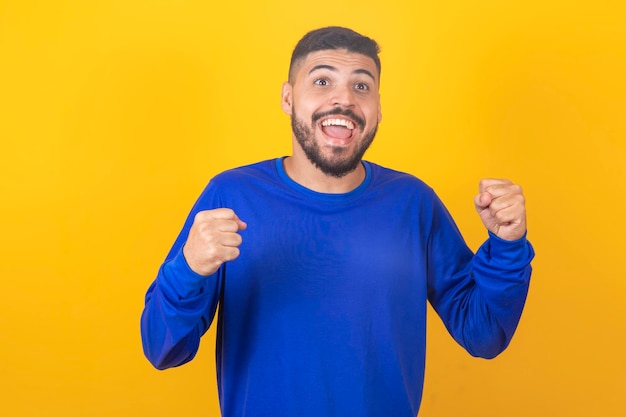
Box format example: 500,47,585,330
219,248,239,264
495,211,506,222
215,207,235,218
196,222,216,239
205,244,220,260
510,184,523,196
194,210,208,223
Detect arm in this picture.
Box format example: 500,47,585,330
140,251,222,369
140,186,246,369
427,179,534,358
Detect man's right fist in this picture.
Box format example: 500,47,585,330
182,208,247,276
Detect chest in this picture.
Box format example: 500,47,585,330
229,203,427,304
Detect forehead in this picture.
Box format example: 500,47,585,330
292,49,379,83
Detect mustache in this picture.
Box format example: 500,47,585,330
312,108,366,131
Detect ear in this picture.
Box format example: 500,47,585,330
377,97,382,123
281,82,293,115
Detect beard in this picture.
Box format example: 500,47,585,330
291,108,378,178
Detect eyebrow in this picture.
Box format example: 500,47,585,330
308,64,376,82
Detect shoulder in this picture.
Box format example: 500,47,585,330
195,159,285,206
188,158,277,198
365,161,436,197
207,159,283,193
212,159,277,183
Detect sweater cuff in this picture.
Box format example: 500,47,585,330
160,249,216,299
484,231,535,270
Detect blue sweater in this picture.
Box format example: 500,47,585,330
141,158,534,417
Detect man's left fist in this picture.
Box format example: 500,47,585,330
474,179,527,241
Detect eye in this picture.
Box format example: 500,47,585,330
314,78,329,86
354,82,369,91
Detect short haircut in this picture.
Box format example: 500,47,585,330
288,26,381,83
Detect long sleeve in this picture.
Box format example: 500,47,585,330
140,182,224,370
427,200,534,359
141,250,222,369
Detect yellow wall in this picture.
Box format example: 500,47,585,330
1,1,624,416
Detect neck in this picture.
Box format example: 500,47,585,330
282,153,366,194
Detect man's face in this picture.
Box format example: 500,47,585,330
281,49,382,178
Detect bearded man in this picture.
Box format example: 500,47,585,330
141,26,534,417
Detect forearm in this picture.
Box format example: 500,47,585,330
456,233,534,358
140,249,221,369
429,230,534,358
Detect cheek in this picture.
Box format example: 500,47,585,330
366,107,381,126
295,88,329,108
359,96,381,123
292,101,317,122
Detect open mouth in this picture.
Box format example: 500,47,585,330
319,117,356,144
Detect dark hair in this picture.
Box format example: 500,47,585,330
288,26,381,82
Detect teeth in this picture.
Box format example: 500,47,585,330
321,118,355,130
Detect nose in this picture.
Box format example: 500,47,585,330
329,83,355,107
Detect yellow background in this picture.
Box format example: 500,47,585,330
1,0,624,416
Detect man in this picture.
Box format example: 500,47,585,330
141,26,534,416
